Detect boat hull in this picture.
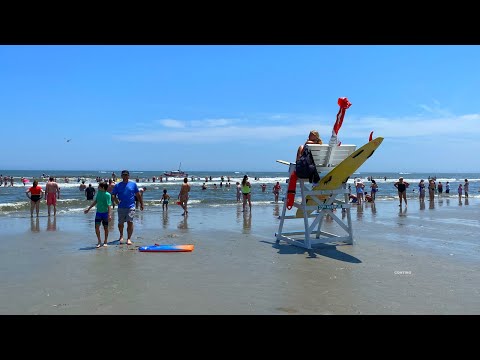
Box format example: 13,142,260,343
163,171,188,178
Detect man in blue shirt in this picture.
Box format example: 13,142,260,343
111,170,144,245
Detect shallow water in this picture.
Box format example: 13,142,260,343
0,199,479,314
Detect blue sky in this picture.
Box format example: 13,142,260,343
1,45,479,173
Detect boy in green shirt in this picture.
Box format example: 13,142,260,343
84,182,112,248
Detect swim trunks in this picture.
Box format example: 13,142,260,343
30,195,41,203
95,212,109,226
47,192,57,205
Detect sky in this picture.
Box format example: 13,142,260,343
1,45,479,174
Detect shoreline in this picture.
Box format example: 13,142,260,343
0,199,479,314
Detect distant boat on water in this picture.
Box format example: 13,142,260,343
164,163,188,178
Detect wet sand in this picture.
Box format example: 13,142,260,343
0,198,479,314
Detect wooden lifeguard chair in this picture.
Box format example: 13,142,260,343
275,97,357,250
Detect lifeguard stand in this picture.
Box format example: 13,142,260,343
275,143,357,249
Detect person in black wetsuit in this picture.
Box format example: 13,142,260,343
394,177,410,207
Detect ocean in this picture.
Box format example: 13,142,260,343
0,169,478,217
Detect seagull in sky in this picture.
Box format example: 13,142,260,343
64,138,72,143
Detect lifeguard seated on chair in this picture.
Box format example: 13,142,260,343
296,130,322,161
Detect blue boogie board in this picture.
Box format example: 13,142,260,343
138,244,194,252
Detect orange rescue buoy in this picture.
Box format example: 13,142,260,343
286,171,298,210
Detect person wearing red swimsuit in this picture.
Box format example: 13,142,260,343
26,179,44,217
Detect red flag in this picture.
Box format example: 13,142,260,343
332,97,352,136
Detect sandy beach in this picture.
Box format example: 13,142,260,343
0,198,479,315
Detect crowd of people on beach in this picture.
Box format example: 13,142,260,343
21,169,269,247
10,129,480,249
347,176,471,208
24,170,198,248
17,166,477,225
0,175,16,186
